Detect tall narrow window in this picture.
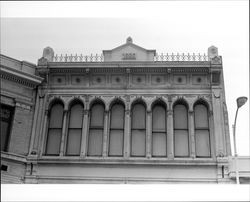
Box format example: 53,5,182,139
88,103,104,156
66,103,83,155
194,103,210,157
1,104,14,152
152,104,167,157
174,104,189,157
46,103,64,155
109,103,124,156
131,103,146,157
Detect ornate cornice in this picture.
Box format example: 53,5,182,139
1,71,38,88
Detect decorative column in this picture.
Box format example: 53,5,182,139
80,109,89,157
28,90,40,155
124,109,131,158
59,109,68,156
102,110,109,157
208,110,215,158
189,110,196,158
39,109,49,156
146,110,152,158
167,109,174,159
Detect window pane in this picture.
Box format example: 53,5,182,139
153,105,166,130
111,104,124,129
46,129,61,155
174,130,189,157
69,104,83,128
1,121,9,151
152,132,167,157
174,104,188,129
195,130,210,157
90,104,104,127
132,104,146,129
109,129,123,156
49,104,64,128
131,129,146,156
88,129,103,156
194,104,208,128
66,129,81,155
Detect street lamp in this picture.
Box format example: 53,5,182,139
232,96,248,184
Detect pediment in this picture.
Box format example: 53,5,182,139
103,37,156,62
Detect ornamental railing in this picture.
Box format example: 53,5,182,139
154,53,208,62
52,53,209,62
53,54,104,62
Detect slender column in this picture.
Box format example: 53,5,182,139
208,110,215,158
124,109,131,158
146,110,152,158
39,109,49,156
167,110,174,159
59,110,68,156
189,110,195,158
80,109,89,157
28,90,40,155
102,110,109,157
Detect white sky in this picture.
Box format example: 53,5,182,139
0,1,249,156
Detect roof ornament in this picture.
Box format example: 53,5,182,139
126,36,133,44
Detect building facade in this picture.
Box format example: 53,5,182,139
1,38,249,183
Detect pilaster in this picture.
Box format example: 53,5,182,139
167,109,174,159
102,110,109,157
124,109,131,158
59,109,68,156
146,110,152,158
80,109,89,157
189,110,195,158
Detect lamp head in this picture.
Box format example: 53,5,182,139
237,96,248,108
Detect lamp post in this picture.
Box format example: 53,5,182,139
232,96,248,184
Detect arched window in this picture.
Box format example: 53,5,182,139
131,103,146,157
174,103,189,157
46,102,64,155
109,103,124,156
66,103,83,155
152,103,167,157
194,103,210,157
88,103,104,156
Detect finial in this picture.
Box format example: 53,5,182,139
42,47,54,62
126,36,133,43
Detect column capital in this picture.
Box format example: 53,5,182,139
188,110,194,115
125,109,131,115
167,110,173,116
147,109,152,114
83,109,89,115
209,110,213,117
45,109,49,116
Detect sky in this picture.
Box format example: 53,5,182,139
0,1,249,157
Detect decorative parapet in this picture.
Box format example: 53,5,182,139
51,53,209,62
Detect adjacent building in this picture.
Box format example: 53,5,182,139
1,37,249,183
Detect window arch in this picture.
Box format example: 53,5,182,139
194,102,211,157
131,102,146,157
46,102,64,155
152,102,167,157
66,102,84,155
173,102,189,157
88,102,105,156
109,102,125,156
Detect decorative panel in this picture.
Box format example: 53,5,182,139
132,74,146,85
173,74,187,85
111,75,125,85
151,75,165,85
192,74,207,85
51,75,66,85
92,75,106,86
71,75,86,85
